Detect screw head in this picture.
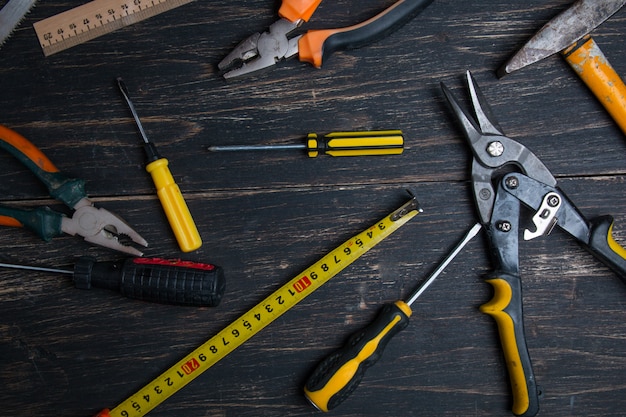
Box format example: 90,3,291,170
505,176,519,189
496,221,512,232
487,141,504,157
547,195,560,207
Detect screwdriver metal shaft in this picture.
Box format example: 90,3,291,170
117,78,202,253
304,223,482,412
405,222,482,306
208,130,404,158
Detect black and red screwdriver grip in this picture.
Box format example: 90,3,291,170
73,256,225,307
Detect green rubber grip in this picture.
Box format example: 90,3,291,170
480,273,540,417
304,301,411,411
0,205,64,241
0,125,86,208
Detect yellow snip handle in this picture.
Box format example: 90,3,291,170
563,35,626,135
480,273,541,417
146,158,202,252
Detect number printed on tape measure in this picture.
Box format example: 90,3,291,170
110,200,420,417
33,0,194,56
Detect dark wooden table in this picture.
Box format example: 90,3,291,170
1,1,625,416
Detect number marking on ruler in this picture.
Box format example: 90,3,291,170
33,0,195,56
98,198,421,417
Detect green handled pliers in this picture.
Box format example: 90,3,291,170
441,71,626,417
0,124,148,256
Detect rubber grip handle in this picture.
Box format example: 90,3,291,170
0,205,64,241
480,274,540,417
306,130,404,157
145,158,202,252
73,257,225,307
278,0,322,22
585,215,626,281
562,36,626,135
304,301,411,411
0,124,86,208
298,0,433,68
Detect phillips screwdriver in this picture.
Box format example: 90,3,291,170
207,130,404,158
0,256,225,306
303,222,482,412
117,78,202,253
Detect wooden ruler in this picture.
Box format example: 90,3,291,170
33,0,194,56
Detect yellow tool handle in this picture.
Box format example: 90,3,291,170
480,274,540,417
306,130,404,157
586,215,626,279
95,197,420,417
562,35,626,135
145,158,202,253
304,300,411,411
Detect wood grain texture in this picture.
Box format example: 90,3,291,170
0,0,625,416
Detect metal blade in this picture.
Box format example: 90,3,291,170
499,0,626,75
0,0,37,47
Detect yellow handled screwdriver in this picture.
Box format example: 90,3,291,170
304,223,482,412
117,78,202,253
207,130,404,158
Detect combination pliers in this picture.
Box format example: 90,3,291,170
441,71,626,417
218,0,434,79
0,125,148,256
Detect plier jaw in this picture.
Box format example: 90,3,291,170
218,18,301,79
61,197,148,257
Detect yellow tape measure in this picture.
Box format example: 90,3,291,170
33,0,194,56
96,197,421,417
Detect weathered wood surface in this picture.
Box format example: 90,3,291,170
1,0,625,416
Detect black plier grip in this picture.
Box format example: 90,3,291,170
219,0,434,78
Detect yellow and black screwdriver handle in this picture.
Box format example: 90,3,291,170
305,131,404,157
304,300,411,411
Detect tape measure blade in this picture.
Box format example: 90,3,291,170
107,199,420,417
33,0,195,56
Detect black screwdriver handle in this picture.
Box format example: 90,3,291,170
73,256,225,307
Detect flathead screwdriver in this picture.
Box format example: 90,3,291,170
0,256,225,306
117,78,202,252
208,130,404,158
304,223,482,412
